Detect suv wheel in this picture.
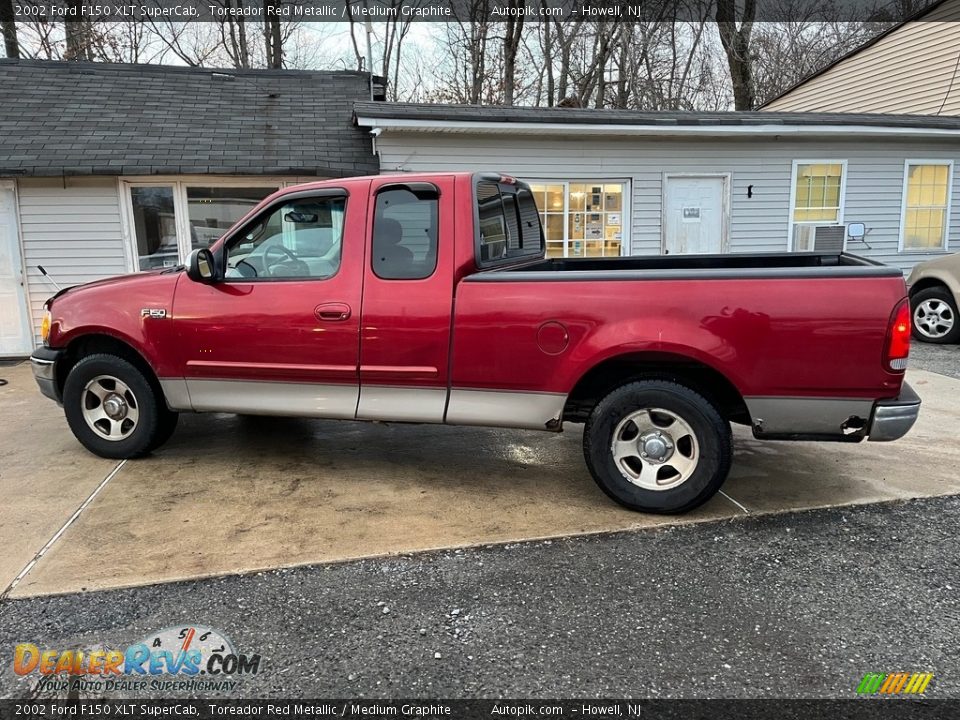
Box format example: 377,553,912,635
911,287,960,344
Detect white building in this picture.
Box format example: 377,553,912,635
355,102,960,275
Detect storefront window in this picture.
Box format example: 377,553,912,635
130,186,178,271
528,181,626,258
126,182,280,271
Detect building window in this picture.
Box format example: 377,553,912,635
125,181,279,271
130,186,178,270
528,181,627,258
901,162,952,251
790,161,846,252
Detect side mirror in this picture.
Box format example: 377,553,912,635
186,248,216,283
847,222,866,241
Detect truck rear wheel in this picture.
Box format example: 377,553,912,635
63,353,171,459
582,380,732,514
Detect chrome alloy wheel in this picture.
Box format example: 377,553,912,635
81,374,140,441
611,408,700,491
914,298,955,339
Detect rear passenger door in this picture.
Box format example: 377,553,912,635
356,177,455,422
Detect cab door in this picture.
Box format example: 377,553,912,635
356,177,455,422
171,185,367,417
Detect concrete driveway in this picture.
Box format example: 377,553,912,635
2,360,959,599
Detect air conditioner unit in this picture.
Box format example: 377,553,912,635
813,225,845,253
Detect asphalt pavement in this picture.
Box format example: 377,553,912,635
3,344,958,703
910,341,960,379
2,494,959,700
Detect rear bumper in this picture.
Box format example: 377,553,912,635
867,382,921,442
30,346,64,404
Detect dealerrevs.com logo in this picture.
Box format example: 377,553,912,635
14,626,261,694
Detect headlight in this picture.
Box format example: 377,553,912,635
40,311,51,345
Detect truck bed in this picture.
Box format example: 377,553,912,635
470,252,903,282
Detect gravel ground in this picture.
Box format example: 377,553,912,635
2,495,959,700
910,341,960,379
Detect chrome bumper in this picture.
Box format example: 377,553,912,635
867,382,921,442
30,347,64,404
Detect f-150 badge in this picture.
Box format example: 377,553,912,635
140,308,167,319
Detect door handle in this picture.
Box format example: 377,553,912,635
315,302,351,322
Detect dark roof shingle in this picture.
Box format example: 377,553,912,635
0,60,381,177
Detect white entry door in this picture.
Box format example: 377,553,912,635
663,175,728,255
0,184,33,356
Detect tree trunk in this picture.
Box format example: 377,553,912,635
0,0,18,58
65,23,88,61
717,0,757,110
502,3,523,105
65,0,89,61
541,11,554,106
263,1,282,68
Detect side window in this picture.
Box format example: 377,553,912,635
224,195,346,280
476,180,544,265
516,187,544,251
372,185,439,280
477,181,508,262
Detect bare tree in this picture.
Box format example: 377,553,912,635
716,0,756,109
752,20,882,105
0,0,18,58
379,0,417,100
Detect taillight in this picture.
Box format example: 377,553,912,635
885,299,911,371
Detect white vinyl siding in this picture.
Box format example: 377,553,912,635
372,132,960,273
18,177,127,344
763,12,960,116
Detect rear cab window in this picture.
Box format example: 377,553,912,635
475,175,544,267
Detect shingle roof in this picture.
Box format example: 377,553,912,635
0,59,382,177
354,101,960,132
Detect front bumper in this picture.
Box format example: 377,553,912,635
867,382,921,442
30,346,65,404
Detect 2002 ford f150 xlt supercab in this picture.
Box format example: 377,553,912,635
31,172,921,514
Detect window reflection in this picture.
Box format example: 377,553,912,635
186,186,275,252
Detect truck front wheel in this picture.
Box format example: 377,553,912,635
583,380,733,514
63,354,173,459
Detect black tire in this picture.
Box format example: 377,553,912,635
583,380,733,514
911,287,960,344
63,353,166,459
147,408,180,452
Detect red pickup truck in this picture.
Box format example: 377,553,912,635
31,172,920,514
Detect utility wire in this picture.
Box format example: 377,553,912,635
936,49,960,115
